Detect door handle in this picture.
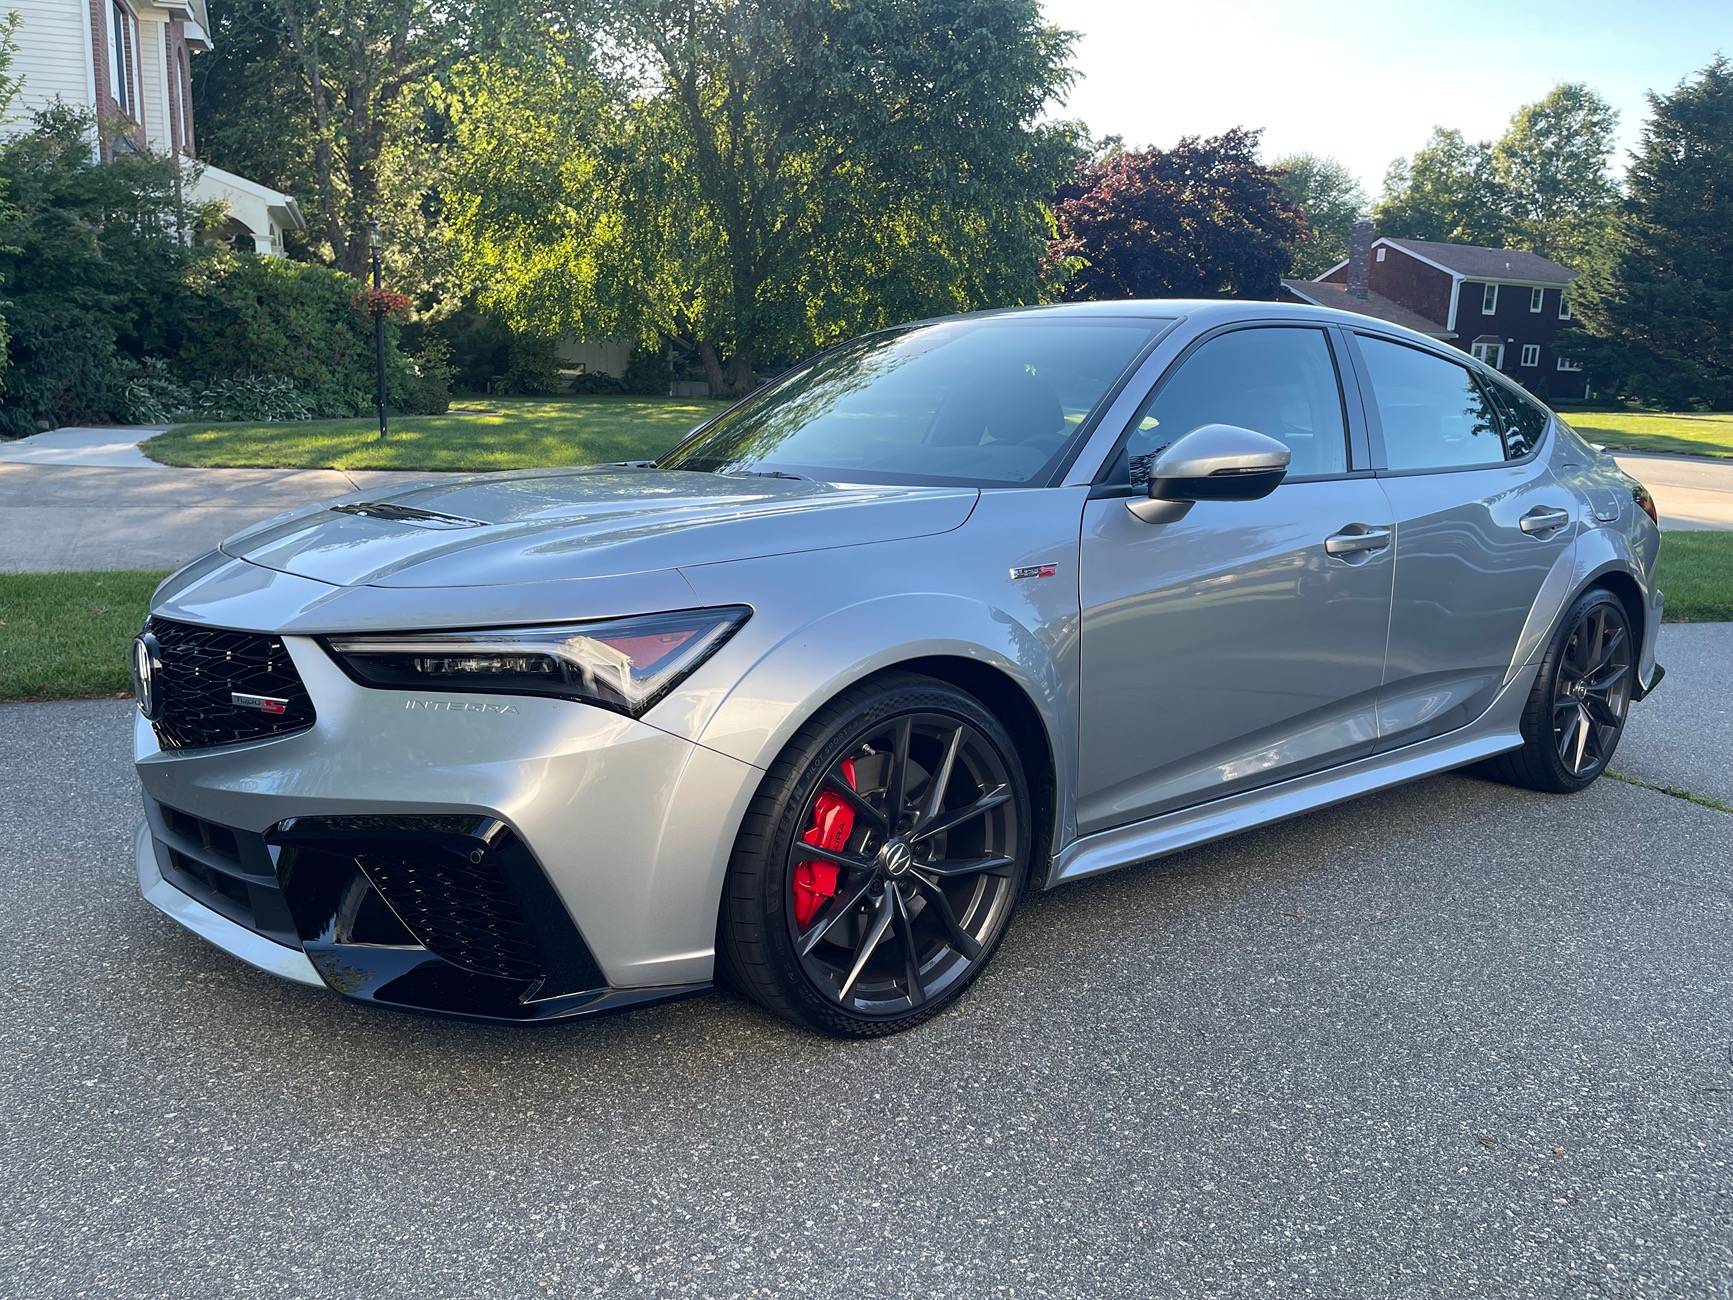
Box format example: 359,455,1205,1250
1324,524,1393,558
1519,506,1572,535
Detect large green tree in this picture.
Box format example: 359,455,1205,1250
1273,152,1367,278
1373,127,1510,246
443,0,1078,395
1571,59,1733,408
1493,82,1619,264
1049,130,1303,301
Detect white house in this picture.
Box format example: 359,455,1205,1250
3,0,303,254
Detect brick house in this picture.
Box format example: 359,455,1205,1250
1280,222,1588,401
3,0,303,254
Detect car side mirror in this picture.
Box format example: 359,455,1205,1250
1127,424,1292,524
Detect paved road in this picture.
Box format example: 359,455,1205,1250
1,430,1730,573
1613,453,1733,532
2,630,1729,1298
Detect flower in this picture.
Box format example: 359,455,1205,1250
353,288,413,318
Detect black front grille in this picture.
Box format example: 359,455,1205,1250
358,851,547,983
148,618,315,750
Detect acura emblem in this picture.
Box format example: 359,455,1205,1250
130,632,163,721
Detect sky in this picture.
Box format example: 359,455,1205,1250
1042,0,1730,195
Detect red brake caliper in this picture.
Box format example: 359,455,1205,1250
792,757,857,928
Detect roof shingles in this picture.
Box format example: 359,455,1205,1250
1279,279,1451,337
1384,238,1576,285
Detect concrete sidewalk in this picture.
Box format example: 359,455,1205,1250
0,462,433,573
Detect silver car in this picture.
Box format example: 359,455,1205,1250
131,300,1665,1037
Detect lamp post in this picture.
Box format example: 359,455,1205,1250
368,217,388,441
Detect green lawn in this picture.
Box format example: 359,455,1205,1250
1564,409,1733,459
144,395,728,471
1653,531,1733,621
0,536,1727,703
0,569,170,701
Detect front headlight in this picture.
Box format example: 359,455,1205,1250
322,606,750,717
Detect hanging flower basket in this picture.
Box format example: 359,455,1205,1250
353,288,413,318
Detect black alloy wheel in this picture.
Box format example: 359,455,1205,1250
1551,598,1633,780
1484,586,1635,794
719,674,1032,1036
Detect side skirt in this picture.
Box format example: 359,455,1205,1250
1048,671,1535,887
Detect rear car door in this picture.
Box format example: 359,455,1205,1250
1075,324,1395,834
1345,332,1575,748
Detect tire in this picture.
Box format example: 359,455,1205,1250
717,672,1033,1037
1482,586,1635,794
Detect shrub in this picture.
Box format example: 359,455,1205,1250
399,337,454,415
184,376,315,423
120,357,196,424
567,370,626,396
171,251,412,418
621,343,673,395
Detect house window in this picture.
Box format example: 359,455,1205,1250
1529,287,1544,313
1520,344,1540,367
1558,296,1572,321
106,0,139,119
1375,247,1386,262
1481,283,1499,315
1557,358,1585,372
1471,341,1505,368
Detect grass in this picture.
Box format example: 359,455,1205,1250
144,395,728,471
1564,409,1733,459
0,570,171,701
0,535,1727,704
1653,530,1733,622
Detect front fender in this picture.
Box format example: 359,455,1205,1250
662,488,1088,850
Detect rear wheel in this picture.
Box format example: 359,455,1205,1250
718,674,1032,1037
1484,587,1634,793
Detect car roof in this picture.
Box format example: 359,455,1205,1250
924,298,1446,350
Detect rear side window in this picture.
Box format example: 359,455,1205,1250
1483,379,1550,459
1357,336,1504,471
1124,327,1349,483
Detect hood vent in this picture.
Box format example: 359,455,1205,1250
330,501,487,530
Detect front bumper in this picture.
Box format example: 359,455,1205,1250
134,630,764,1021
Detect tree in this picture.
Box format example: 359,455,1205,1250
444,0,1078,395
1571,59,1733,408
1273,152,1366,278
1373,128,1509,246
1049,129,1303,301
193,0,469,277
1493,82,1619,264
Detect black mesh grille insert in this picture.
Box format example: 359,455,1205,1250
148,618,315,750
357,852,548,984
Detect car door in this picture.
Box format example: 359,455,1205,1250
1344,331,1576,748
1075,324,1395,835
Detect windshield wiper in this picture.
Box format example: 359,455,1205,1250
720,468,812,481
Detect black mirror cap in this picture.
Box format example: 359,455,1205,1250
1148,464,1287,503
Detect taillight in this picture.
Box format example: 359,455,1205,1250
1633,484,1659,526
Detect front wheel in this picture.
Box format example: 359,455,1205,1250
1484,587,1635,793
718,673,1033,1037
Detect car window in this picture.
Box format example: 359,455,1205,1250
1357,336,1505,471
658,318,1163,487
1123,327,1348,485
1482,378,1550,459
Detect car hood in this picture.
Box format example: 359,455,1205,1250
220,467,980,588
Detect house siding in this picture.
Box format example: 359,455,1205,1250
1459,280,1586,400
4,0,95,131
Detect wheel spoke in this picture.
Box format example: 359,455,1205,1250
823,767,889,836
922,853,1015,879
790,839,876,873
882,717,913,828
911,785,1010,844
1573,704,1591,772
1589,625,1625,674
918,725,965,829
837,891,894,1002
796,877,876,957
1557,707,1582,764
890,885,926,1007
907,876,982,960
1586,661,1629,693
1583,693,1623,729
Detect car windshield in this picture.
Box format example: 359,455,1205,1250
658,316,1165,487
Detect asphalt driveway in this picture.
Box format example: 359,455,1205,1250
1,630,1729,1298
